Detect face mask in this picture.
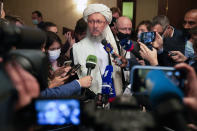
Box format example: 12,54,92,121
48,49,61,62
117,32,130,40
32,19,39,25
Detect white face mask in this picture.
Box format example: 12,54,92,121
32,19,39,25
48,49,61,62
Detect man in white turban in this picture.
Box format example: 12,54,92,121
72,4,123,95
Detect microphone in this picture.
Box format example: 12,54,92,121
80,55,97,100
119,38,134,52
102,65,116,102
120,38,143,60
101,39,122,65
145,70,183,107
86,55,97,75
146,70,187,131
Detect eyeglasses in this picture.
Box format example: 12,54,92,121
183,20,196,26
88,20,106,25
118,27,132,32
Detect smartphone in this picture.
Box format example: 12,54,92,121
34,98,80,125
130,65,185,93
63,60,72,66
65,64,81,76
140,32,156,44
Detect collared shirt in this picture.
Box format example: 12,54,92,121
185,40,194,58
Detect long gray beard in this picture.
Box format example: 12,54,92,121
86,29,106,43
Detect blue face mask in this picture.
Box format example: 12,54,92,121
32,19,39,25
48,49,61,62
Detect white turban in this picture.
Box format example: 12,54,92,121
83,4,118,53
83,4,112,23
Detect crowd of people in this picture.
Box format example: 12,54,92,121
1,2,197,130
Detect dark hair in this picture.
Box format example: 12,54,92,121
45,31,62,50
44,31,66,78
5,15,24,25
110,7,121,16
32,10,42,18
74,18,87,35
43,21,57,31
136,20,152,32
152,15,169,30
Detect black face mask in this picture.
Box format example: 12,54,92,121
183,28,191,40
117,32,131,40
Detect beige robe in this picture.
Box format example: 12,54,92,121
73,36,123,95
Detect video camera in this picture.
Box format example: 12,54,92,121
0,19,48,90
20,96,157,131
0,19,48,129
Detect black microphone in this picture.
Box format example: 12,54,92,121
86,55,97,75
101,39,122,65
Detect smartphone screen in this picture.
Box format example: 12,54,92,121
131,66,185,93
140,32,156,44
35,99,80,125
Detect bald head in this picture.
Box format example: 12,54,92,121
184,9,197,29
116,16,132,34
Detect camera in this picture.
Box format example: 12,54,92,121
34,98,80,126
0,21,48,129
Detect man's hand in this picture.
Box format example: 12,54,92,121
139,42,158,66
136,58,145,66
152,32,163,50
112,52,128,68
49,75,69,88
163,25,174,38
175,63,197,112
5,62,40,110
64,31,75,46
53,66,72,78
169,51,187,63
79,76,93,88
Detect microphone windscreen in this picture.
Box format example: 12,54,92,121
86,55,97,69
102,65,113,83
101,39,108,46
119,39,134,51
102,65,116,101
145,70,184,107
102,65,113,94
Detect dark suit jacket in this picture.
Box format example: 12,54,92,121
40,80,81,98
158,29,186,66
